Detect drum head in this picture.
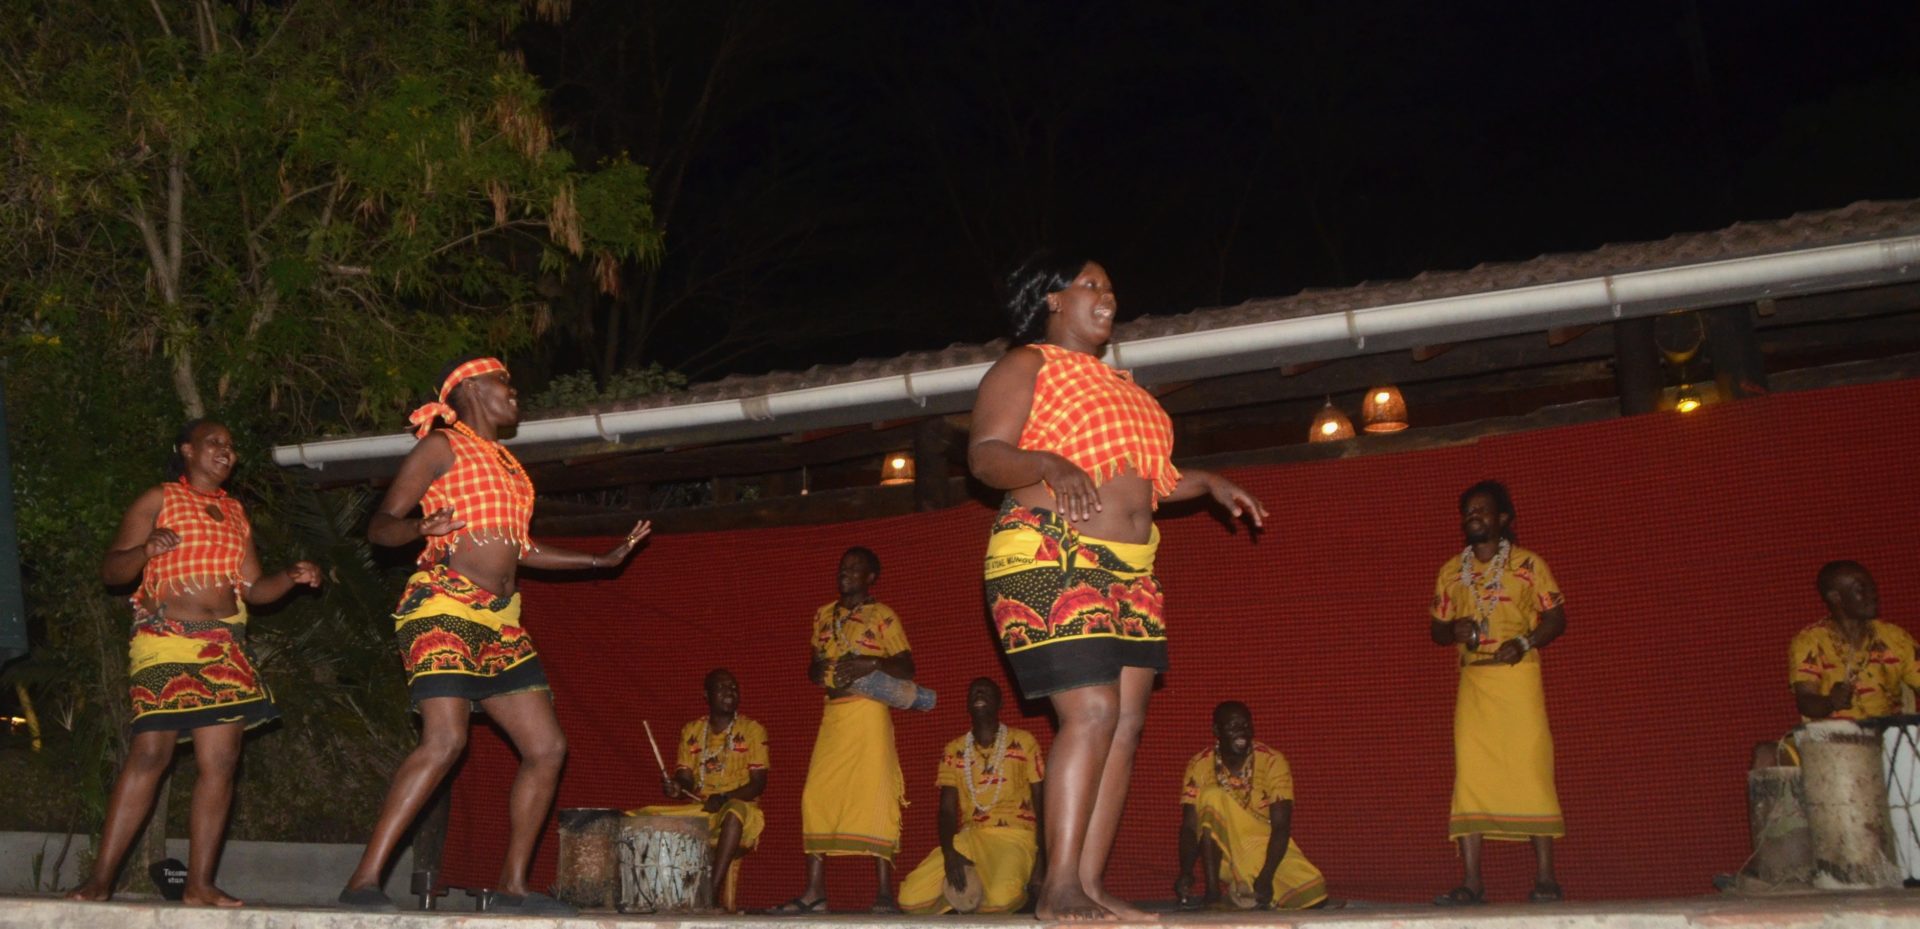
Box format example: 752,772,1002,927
1226,880,1258,910
942,863,985,913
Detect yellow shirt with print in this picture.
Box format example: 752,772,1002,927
1789,619,1920,720
811,599,911,688
1182,742,1293,814
674,715,769,796
935,726,1044,831
1430,546,1563,667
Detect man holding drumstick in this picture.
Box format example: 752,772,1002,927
634,668,768,910
1788,561,1920,722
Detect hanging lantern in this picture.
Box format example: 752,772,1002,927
1673,384,1703,414
1361,385,1408,433
1308,400,1355,443
880,452,915,485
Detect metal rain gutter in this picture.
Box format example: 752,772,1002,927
272,233,1920,470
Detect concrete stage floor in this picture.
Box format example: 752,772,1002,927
4,892,1919,929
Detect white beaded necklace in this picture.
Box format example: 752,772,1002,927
1459,539,1512,626
961,724,1010,813
695,716,735,792
1213,749,1255,808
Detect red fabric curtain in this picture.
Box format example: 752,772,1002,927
438,378,1920,905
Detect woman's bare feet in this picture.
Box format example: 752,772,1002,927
64,883,112,902
1035,881,1113,922
1085,886,1152,922
182,884,244,907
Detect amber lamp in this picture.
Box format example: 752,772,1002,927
880,453,915,485
1361,385,1409,433
1308,400,1355,443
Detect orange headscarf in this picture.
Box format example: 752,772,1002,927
408,357,507,438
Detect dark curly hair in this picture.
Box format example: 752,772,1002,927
1457,479,1517,540
1003,253,1092,345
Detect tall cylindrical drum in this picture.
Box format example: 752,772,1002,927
554,807,623,910
1797,720,1902,889
617,813,714,913
1745,765,1814,884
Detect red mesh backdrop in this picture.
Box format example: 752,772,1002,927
437,378,1920,905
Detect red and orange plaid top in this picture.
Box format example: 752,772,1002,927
1018,343,1180,502
138,479,252,609
418,422,535,565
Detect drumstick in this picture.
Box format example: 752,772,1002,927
643,720,668,776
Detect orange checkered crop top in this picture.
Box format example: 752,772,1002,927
138,479,252,608
417,421,536,565
1018,343,1180,502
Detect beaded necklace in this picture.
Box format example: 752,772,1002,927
961,724,1010,813
694,715,735,793
1213,749,1255,809
450,420,525,476
1459,539,1511,644
829,598,869,654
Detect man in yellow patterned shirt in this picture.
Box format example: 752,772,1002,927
1173,702,1327,910
900,678,1046,914
1429,480,1566,906
632,668,768,908
771,547,915,914
1789,561,1920,721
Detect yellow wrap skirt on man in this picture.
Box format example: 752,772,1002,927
801,696,905,858
1192,786,1327,909
899,826,1038,914
1450,661,1563,839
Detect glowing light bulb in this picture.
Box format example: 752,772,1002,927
1320,421,1338,435
891,456,906,469
1374,390,1391,404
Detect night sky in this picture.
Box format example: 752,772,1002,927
520,1,1920,381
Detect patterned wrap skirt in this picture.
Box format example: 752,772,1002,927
128,605,279,738
983,498,1166,698
393,562,548,707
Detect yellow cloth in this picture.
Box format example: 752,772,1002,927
899,826,1039,914
631,800,766,850
1789,618,1920,720
1449,661,1563,838
802,696,905,857
1430,547,1564,840
1181,744,1327,909
672,715,769,795
1430,546,1563,667
936,726,1044,831
810,599,911,678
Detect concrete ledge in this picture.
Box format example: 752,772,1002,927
0,832,411,906
3,891,1920,929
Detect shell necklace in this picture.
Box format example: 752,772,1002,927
1459,539,1512,639
695,716,735,792
1214,749,1255,808
962,724,1010,813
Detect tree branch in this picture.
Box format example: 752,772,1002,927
145,0,175,39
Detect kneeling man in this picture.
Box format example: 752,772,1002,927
1174,701,1327,910
900,678,1045,914
634,668,768,906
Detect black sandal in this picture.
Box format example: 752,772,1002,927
336,887,398,911
1433,886,1485,906
764,896,829,915
1528,881,1563,903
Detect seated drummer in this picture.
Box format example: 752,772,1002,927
634,668,768,907
898,678,1046,914
1787,561,1920,723
1174,702,1329,910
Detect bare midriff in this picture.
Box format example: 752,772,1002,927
442,536,522,598
1010,467,1156,543
142,586,244,623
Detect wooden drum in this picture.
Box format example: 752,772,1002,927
554,808,623,910
1798,719,1902,889
617,813,715,913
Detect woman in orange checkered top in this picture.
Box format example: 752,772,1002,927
68,420,322,906
968,255,1268,921
337,357,650,916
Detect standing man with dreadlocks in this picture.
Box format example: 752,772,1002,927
1429,480,1566,906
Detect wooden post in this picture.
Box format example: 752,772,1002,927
1612,317,1662,415
912,419,952,512
1705,304,1769,399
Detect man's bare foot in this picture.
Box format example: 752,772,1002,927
1036,883,1113,922
182,884,244,907
1085,887,1152,922
64,884,111,902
